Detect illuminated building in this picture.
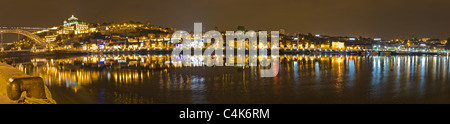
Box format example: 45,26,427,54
331,42,345,50
374,38,382,41
60,15,90,35
321,44,330,49
45,35,58,42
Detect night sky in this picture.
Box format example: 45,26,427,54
1,0,450,41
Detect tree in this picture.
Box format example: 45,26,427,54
73,42,82,48
92,32,104,39
56,35,62,42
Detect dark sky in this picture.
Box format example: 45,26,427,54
1,0,450,41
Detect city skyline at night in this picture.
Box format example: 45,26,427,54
1,0,450,40
2,2,450,122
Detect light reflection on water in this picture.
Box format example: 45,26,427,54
14,55,450,104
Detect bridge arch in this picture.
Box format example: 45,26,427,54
0,29,46,46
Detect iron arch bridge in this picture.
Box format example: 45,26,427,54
0,28,46,46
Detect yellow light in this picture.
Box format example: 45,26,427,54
321,44,329,49
332,42,345,50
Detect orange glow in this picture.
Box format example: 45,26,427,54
332,42,345,50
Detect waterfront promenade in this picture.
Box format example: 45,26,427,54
0,63,55,104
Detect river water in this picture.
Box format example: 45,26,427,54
12,54,450,104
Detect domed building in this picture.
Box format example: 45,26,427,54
61,15,90,35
